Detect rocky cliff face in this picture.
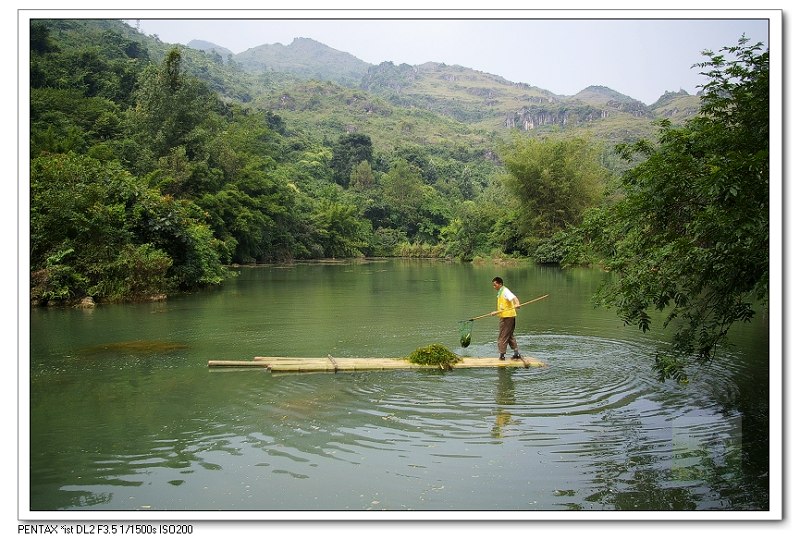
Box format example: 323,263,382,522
604,99,652,117
504,100,653,130
504,107,597,129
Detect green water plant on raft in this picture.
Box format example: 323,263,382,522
406,343,463,370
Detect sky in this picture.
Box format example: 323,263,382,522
127,13,772,105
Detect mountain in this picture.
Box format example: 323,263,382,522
187,36,698,119
234,37,370,86
650,89,702,121
359,61,559,125
180,30,701,150
573,85,651,116
187,39,233,60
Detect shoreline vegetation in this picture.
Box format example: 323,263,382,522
33,254,530,308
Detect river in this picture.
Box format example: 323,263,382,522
25,259,771,515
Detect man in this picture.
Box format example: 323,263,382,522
491,277,522,360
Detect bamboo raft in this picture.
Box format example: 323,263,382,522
207,355,545,373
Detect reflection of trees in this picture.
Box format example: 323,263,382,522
577,411,699,510
29,366,251,509
718,319,770,510
584,459,700,510
574,408,757,510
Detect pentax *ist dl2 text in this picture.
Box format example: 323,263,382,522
18,524,194,535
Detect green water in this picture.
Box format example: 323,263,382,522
26,259,771,513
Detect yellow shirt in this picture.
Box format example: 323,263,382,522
496,286,517,318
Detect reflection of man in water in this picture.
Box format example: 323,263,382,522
492,368,516,438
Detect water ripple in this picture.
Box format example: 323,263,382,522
37,333,757,510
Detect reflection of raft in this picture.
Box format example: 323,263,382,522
207,355,545,372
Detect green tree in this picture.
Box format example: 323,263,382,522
197,160,300,264
311,200,371,258
30,153,226,303
500,136,607,252
350,160,376,190
126,48,221,172
567,38,769,381
30,22,59,55
331,133,373,187
441,174,520,260
441,201,488,261
377,159,429,240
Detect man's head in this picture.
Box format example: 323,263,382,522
492,277,503,290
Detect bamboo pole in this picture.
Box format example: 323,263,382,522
207,356,545,371
207,359,270,368
467,294,550,321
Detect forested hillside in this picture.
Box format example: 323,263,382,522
28,18,703,306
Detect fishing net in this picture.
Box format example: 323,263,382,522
458,320,473,347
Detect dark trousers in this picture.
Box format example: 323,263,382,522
498,316,518,354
